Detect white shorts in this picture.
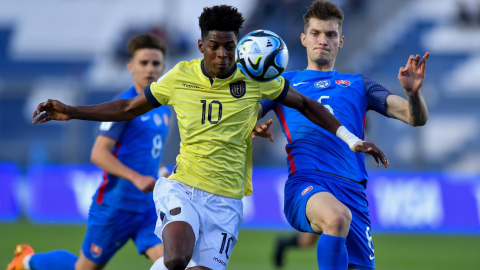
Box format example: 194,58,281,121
153,177,243,270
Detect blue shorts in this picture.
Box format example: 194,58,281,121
284,170,375,270
81,203,161,264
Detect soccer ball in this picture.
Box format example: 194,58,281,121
237,30,288,82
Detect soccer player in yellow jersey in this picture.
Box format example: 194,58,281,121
31,5,387,270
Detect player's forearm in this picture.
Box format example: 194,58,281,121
67,99,137,122
91,149,141,182
280,87,361,150
302,97,342,135
406,91,428,126
280,88,342,134
303,99,362,149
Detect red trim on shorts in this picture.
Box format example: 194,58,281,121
275,106,296,174
96,141,121,204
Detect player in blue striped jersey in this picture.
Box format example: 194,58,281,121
257,1,429,269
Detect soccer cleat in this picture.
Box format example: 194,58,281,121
274,237,288,268
6,244,34,270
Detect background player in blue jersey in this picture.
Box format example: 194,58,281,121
256,1,429,269
7,34,171,270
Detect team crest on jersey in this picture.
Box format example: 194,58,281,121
230,80,246,98
153,113,162,126
314,80,331,89
335,80,351,87
301,186,313,196
90,243,102,258
170,207,181,216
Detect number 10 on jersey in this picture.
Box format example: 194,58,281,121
200,100,223,124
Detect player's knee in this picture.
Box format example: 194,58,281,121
323,208,352,237
163,254,190,270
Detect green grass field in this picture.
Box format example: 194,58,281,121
1,222,479,270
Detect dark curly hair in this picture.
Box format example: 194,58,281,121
127,34,167,59
199,5,245,40
304,0,344,34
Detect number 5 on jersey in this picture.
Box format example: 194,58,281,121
200,100,223,124
317,96,334,115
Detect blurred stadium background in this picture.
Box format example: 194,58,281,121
1,0,480,269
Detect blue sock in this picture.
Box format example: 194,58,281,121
29,250,77,270
317,234,348,270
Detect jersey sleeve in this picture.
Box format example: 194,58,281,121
259,98,278,118
97,121,128,141
360,74,392,117
259,76,290,101
144,64,179,107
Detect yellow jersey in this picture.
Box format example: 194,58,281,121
145,59,288,199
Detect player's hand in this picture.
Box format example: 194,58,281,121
353,141,389,168
251,119,275,142
398,52,430,95
132,175,156,193
32,99,71,124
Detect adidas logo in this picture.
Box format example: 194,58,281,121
266,40,273,47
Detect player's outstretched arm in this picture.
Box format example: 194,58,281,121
279,86,388,167
32,94,154,124
387,52,429,126
279,86,342,135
